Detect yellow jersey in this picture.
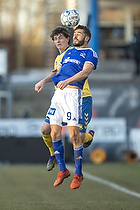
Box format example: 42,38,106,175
54,46,92,98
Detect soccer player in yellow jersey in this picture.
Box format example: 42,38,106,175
36,26,94,171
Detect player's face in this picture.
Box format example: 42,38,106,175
73,29,87,47
53,33,69,53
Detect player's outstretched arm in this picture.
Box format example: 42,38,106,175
35,68,59,93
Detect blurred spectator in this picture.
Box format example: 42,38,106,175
130,33,140,76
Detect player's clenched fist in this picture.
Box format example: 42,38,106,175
35,80,45,92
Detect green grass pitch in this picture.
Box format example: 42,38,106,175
0,163,140,210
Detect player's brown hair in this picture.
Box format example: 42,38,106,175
50,26,70,44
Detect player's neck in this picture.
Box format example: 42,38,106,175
76,44,88,49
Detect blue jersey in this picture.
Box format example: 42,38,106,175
51,47,98,89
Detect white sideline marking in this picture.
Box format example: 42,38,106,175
67,165,140,198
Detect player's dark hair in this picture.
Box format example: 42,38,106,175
74,25,91,42
50,26,70,44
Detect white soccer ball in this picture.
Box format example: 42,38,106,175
60,9,80,28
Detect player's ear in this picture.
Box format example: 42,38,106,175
85,36,89,42
67,36,70,42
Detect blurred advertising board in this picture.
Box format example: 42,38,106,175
87,118,127,143
0,118,127,142
91,83,140,129
0,118,44,138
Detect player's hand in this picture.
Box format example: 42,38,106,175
57,80,69,90
52,68,57,73
35,80,44,92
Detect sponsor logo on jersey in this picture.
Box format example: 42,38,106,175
63,57,80,65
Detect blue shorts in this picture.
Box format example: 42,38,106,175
45,96,92,132
79,96,92,133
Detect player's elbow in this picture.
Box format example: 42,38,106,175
83,71,91,78
85,72,90,78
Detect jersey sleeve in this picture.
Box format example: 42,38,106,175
54,57,58,69
85,49,98,70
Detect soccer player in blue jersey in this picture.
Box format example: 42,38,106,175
35,25,98,189
38,26,94,172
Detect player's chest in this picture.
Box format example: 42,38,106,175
66,50,87,63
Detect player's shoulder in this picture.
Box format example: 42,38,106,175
86,48,98,58
55,53,62,61
66,46,74,52
63,46,74,55
78,47,98,58
68,46,74,50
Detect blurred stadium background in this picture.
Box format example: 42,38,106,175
0,0,140,165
